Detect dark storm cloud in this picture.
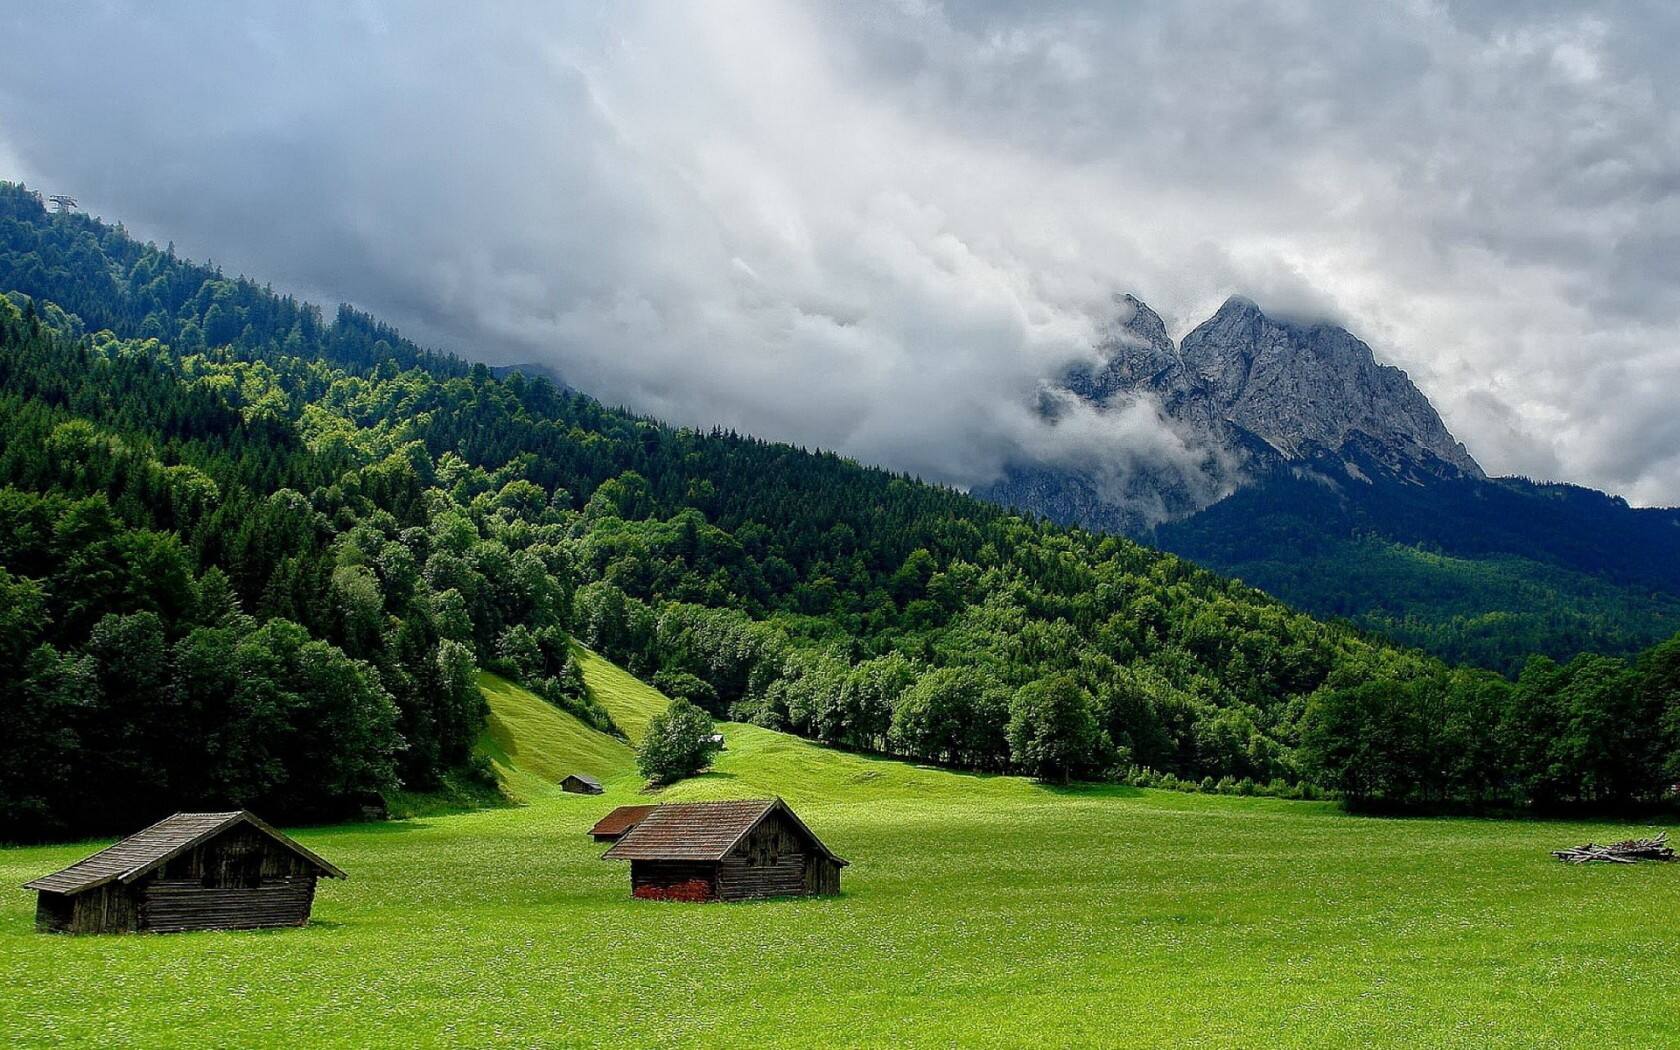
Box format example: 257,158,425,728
2,1,1679,503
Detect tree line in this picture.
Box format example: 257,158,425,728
1300,640,1680,811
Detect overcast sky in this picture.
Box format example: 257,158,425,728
2,1,1678,504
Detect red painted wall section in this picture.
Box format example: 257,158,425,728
633,878,715,902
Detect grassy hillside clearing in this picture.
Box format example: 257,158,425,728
3,658,1679,1048
473,644,678,803
570,644,669,745
475,671,637,802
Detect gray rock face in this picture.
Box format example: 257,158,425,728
1065,294,1223,434
976,293,1482,533
1177,296,1481,475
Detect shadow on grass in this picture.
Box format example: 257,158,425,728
723,891,851,907
635,770,743,796
1340,804,1679,831
309,817,442,836
1033,781,1146,800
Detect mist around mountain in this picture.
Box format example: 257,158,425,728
976,294,1680,671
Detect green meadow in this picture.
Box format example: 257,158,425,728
3,654,1678,1049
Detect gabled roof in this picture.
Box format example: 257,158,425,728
589,804,657,839
601,798,846,865
563,773,603,789
23,811,347,895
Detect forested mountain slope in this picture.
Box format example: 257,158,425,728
1155,466,1680,673
1,181,1676,839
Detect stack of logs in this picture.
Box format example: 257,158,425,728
1552,832,1675,864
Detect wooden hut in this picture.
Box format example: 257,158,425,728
602,798,845,901
589,804,657,842
561,773,604,795
24,811,345,934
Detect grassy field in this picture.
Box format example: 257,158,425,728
4,661,1680,1048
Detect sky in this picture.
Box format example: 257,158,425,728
1,1,1678,505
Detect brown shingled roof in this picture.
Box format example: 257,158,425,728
23,811,346,895
601,798,845,864
589,804,658,840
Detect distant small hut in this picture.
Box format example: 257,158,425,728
24,811,345,934
589,804,657,842
602,798,846,901
561,773,604,795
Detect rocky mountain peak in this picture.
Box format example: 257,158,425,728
979,291,1485,535
1069,293,1190,406
1114,292,1172,347
1175,297,1482,476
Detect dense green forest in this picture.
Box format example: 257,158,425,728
1,181,1677,839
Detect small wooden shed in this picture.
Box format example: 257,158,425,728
24,810,345,934
561,773,604,795
602,798,846,901
589,804,657,842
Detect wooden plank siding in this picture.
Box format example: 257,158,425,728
716,810,812,901
33,885,141,934
141,876,317,932
805,856,843,896
155,825,323,885
716,856,806,899
74,883,141,933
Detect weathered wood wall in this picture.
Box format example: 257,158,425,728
141,876,317,932
75,883,141,932
715,810,841,900
33,882,143,934
157,824,320,885
717,855,805,899
805,856,842,896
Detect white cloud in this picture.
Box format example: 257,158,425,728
1,0,1678,503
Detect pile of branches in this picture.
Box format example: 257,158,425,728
1552,832,1675,864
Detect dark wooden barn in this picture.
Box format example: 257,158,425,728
24,811,345,934
589,804,657,842
561,773,604,795
601,798,846,901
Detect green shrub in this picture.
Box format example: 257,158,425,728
636,698,722,785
